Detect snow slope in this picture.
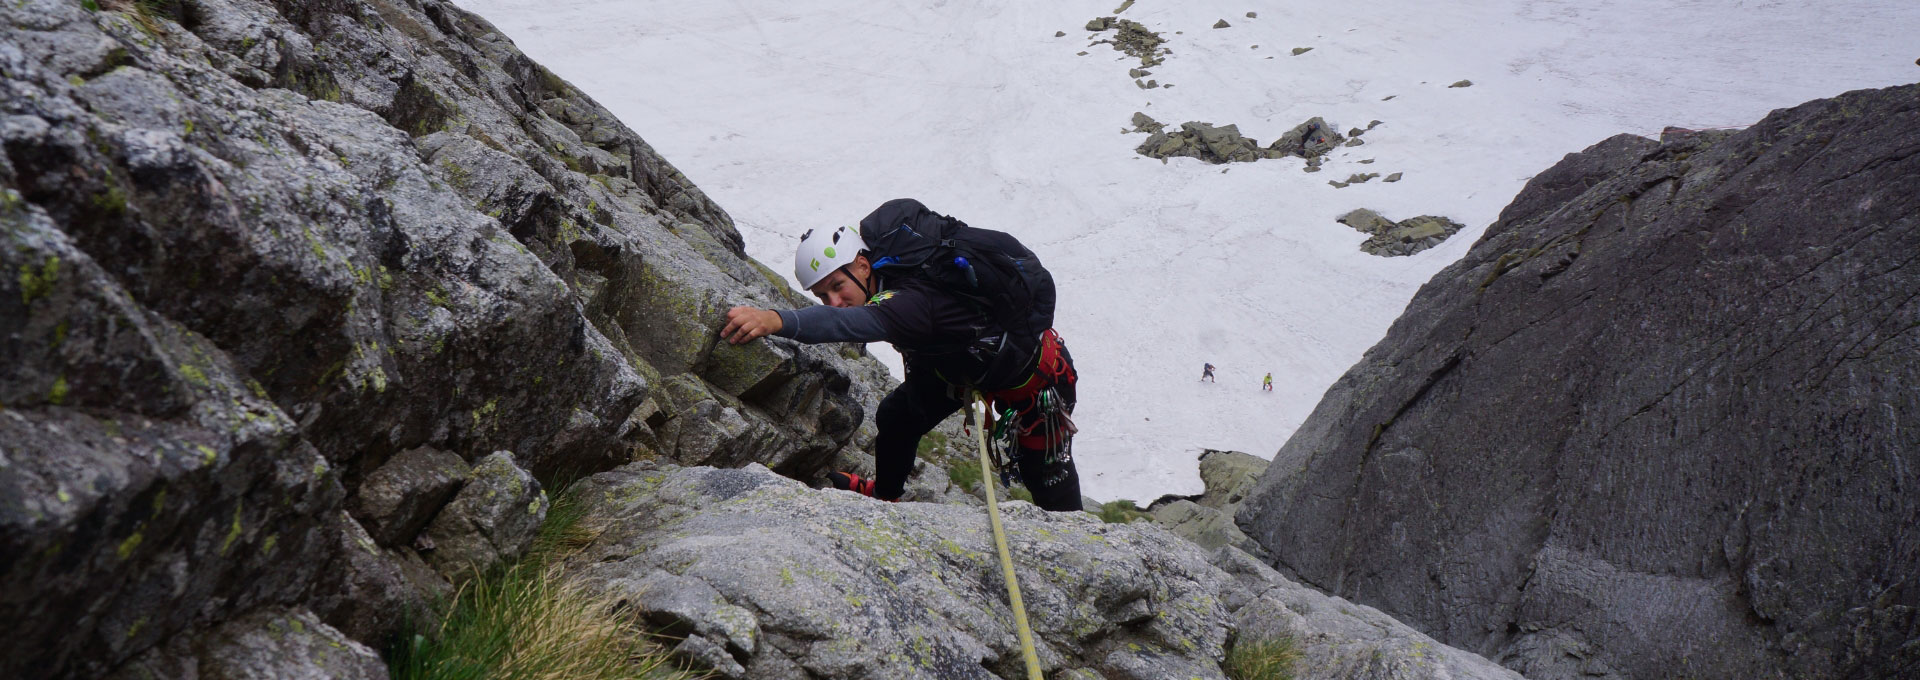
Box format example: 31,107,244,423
454,0,1920,502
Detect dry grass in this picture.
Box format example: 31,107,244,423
1222,636,1301,680
390,490,704,680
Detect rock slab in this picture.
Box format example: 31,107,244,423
1239,84,1920,680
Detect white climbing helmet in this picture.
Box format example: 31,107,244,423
793,225,866,289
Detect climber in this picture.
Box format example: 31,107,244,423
1262,372,1273,392
1201,363,1216,382
721,199,1083,512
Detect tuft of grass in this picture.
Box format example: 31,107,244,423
948,460,983,492
1222,636,1301,680
388,489,702,680
1096,499,1148,524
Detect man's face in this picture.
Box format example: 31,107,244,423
808,256,871,308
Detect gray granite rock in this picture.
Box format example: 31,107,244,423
421,451,546,581
1240,83,1920,680
566,462,1525,680
349,446,469,547
107,607,386,680
0,0,901,674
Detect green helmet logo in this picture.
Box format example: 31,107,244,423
809,257,821,272
823,246,836,258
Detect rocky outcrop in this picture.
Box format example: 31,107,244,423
1238,84,1920,680
107,607,387,680
566,462,1526,680
1149,450,1270,557
0,0,894,677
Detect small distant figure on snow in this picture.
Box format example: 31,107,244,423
1201,363,1216,382
1262,372,1273,391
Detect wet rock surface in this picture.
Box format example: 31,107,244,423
1239,83,1920,680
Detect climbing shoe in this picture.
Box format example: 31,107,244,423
826,471,876,497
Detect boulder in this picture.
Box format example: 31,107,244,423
1238,84,1920,680
1148,500,1269,558
1196,449,1269,511
106,607,386,680
348,446,470,547
306,510,440,645
567,462,1525,680
421,451,547,582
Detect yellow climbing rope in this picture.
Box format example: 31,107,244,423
971,393,1044,680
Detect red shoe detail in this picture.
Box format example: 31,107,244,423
827,471,876,497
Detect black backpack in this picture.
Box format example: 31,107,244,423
857,198,1056,391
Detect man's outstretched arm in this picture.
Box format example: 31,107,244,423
723,305,888,345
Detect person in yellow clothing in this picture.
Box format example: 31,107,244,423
1262,372,1273,392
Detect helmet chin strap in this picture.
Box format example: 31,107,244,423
853,256,876,301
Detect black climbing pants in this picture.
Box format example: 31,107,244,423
873,343,1081,512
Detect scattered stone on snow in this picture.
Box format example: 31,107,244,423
1214,20,1231,29
1114,0,1135,12
1087,17,1170,67
1247,12,1258,18
1329,181,1350,188
1449,79,1474,88
1128,67,1151,78
1292,47,1313,55
1055,31,1066,37
1358,158,1375,164
1336,209,1466,256
1343,173,1381,184
1385,172,1403,182
1268,116,1347,158
1345,137,1365,146
1128,112,1167,134
1368,119,1385,129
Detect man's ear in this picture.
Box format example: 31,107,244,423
849,254,871,278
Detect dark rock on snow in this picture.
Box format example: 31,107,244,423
1337,209,1466,257
1240,83,1920,680
1134,115,1347,165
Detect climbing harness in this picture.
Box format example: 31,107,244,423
980,329,1077,490
969,394,1044,680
